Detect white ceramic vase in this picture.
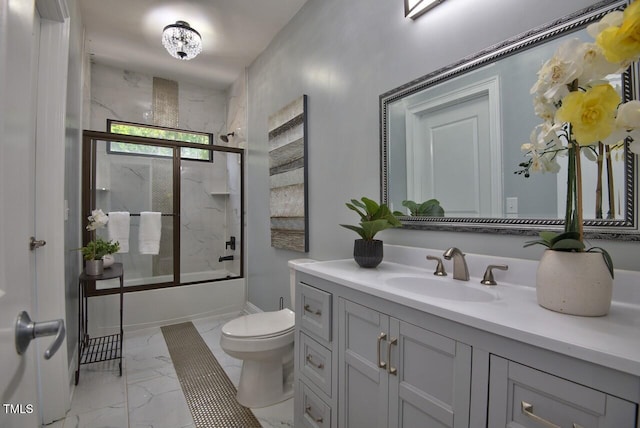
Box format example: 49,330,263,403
536,250,613,317
102,254,115,268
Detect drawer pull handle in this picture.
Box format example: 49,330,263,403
377,332,387,368
521,401,561,428
305,405,323,423
306,354,324,369
304,304,321,316
387,337,398,375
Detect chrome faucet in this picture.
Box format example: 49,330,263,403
443,247,469,281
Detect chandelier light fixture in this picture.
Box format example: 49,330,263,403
162,20,202,60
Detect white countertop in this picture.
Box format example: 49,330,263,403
294,255,640,377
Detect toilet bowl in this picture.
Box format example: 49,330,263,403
220,309,295,408
220,258,315,408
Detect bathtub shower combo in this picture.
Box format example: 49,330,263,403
81,130,244,300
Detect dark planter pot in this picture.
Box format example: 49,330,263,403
353,239,383,268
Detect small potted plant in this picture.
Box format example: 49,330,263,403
80,209,120,275
394,199,445,217
340,197,401,268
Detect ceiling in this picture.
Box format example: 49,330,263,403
80,0,308,90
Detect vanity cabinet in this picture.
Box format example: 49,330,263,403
296,281,336,428
294,267,640,428
294,272,472,428
338,298,471,428
488,356,637,427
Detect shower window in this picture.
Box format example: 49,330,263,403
107,120,213,161
82,130,244,296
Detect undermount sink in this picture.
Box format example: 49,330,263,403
384,276,498,302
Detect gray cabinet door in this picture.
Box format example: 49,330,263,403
488,355,637,428
338,298,390,428
339,298,473,428
388,318,472,428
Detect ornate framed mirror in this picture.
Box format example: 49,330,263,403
380,0,639,239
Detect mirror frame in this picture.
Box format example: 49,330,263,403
380,0,639,239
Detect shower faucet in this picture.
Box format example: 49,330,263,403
219,255,234,262
225,236,236,251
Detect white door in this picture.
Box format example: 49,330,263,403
0,0,41,426
1,1,69,426
405,77,503,217
416,95,491,217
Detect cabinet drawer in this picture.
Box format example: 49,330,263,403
299,282,332,343
299,332,332,397
299,380,332,428
489,356,637,428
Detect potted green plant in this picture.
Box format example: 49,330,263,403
394,199,445,217
340,197,401,268
518,1,640,316
79,238,120,261
80,209,120,275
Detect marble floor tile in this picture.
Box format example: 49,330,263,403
60,312,293,428
63,404,128,428
253,398,294,428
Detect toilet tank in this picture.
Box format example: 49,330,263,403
288,259,316,307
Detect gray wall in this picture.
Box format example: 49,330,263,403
246,0,640,311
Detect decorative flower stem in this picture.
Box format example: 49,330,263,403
574,142,584,246
595,142,603,219
564,139,584,247
565,143,575,231
605,145,615,219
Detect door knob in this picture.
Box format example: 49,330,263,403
29,236,46,251
15,311,66,359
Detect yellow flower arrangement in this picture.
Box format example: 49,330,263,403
520,0,640,276
556,83,620,146
597,0,640,64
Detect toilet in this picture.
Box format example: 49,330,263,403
220,258,315,408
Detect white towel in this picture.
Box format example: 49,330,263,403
107,212,130,253
139,212,162,255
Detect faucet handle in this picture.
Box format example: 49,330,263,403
481,264,508,286
426,255,447,276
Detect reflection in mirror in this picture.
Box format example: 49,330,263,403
381,0,638,238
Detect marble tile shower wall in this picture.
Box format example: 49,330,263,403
89,62,227,134
181,157,232,275
89,62,240,282
226,71,247,149
223,71,248,275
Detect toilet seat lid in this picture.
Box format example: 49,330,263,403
222,309,295,339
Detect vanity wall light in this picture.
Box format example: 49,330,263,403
405,0,446,19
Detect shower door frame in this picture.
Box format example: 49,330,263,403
81,130,245,297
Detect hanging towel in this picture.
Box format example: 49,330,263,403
139,212,162,255
107,212,130,253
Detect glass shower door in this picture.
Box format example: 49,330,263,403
179,151,242,283
90,138,176,290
